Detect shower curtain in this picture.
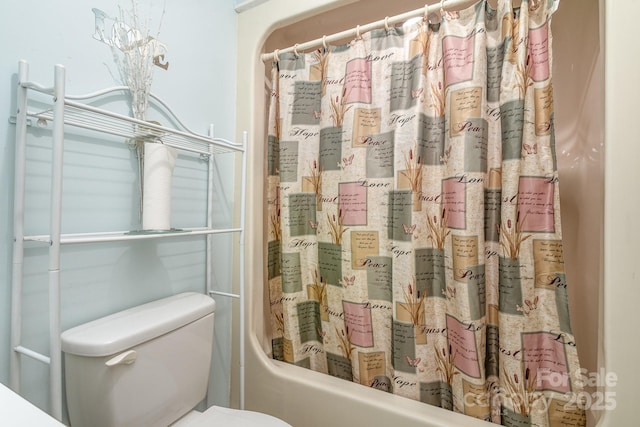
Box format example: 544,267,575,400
266,1,586,425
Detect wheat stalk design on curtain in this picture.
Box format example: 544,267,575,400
265,1,585,425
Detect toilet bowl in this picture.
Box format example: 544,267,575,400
173,407,290,427
61,292,290,427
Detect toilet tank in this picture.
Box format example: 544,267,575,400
61,292,216,427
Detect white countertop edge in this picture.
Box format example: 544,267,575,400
1,383,64,426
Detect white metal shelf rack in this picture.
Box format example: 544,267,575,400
10,60,247,421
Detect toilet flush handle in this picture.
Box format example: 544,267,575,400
105,350,137,367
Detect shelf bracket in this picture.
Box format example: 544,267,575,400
8,116,34,127
9,115,45,128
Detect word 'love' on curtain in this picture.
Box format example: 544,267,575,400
265,1,586,425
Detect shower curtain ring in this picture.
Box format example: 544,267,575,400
424,4,429,21
322,35,328,51
273,49,280,64
293,44,300,57
356,25,361,39
384,16,390,31
440,0,446,18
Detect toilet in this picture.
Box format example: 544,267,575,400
61,292,290,427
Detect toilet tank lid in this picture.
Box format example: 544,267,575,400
61,292,215,357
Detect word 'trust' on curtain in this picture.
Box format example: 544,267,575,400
265,1,586,425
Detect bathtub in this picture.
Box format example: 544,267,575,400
236,0,638,425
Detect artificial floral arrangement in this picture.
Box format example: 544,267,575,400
93,0,170,223
106,1,167,121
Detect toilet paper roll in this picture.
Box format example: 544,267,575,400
142,142,178,231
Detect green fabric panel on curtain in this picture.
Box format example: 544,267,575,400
265,1,585,425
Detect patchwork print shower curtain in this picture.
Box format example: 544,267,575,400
266,1,586,425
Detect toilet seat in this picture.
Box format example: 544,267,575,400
177,406,291,427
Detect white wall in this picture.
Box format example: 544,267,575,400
602,0,640,425
0,0,238,416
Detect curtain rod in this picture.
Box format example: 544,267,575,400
260,0,560,63
261,0,479,62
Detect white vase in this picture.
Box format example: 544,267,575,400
142,142,178,230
